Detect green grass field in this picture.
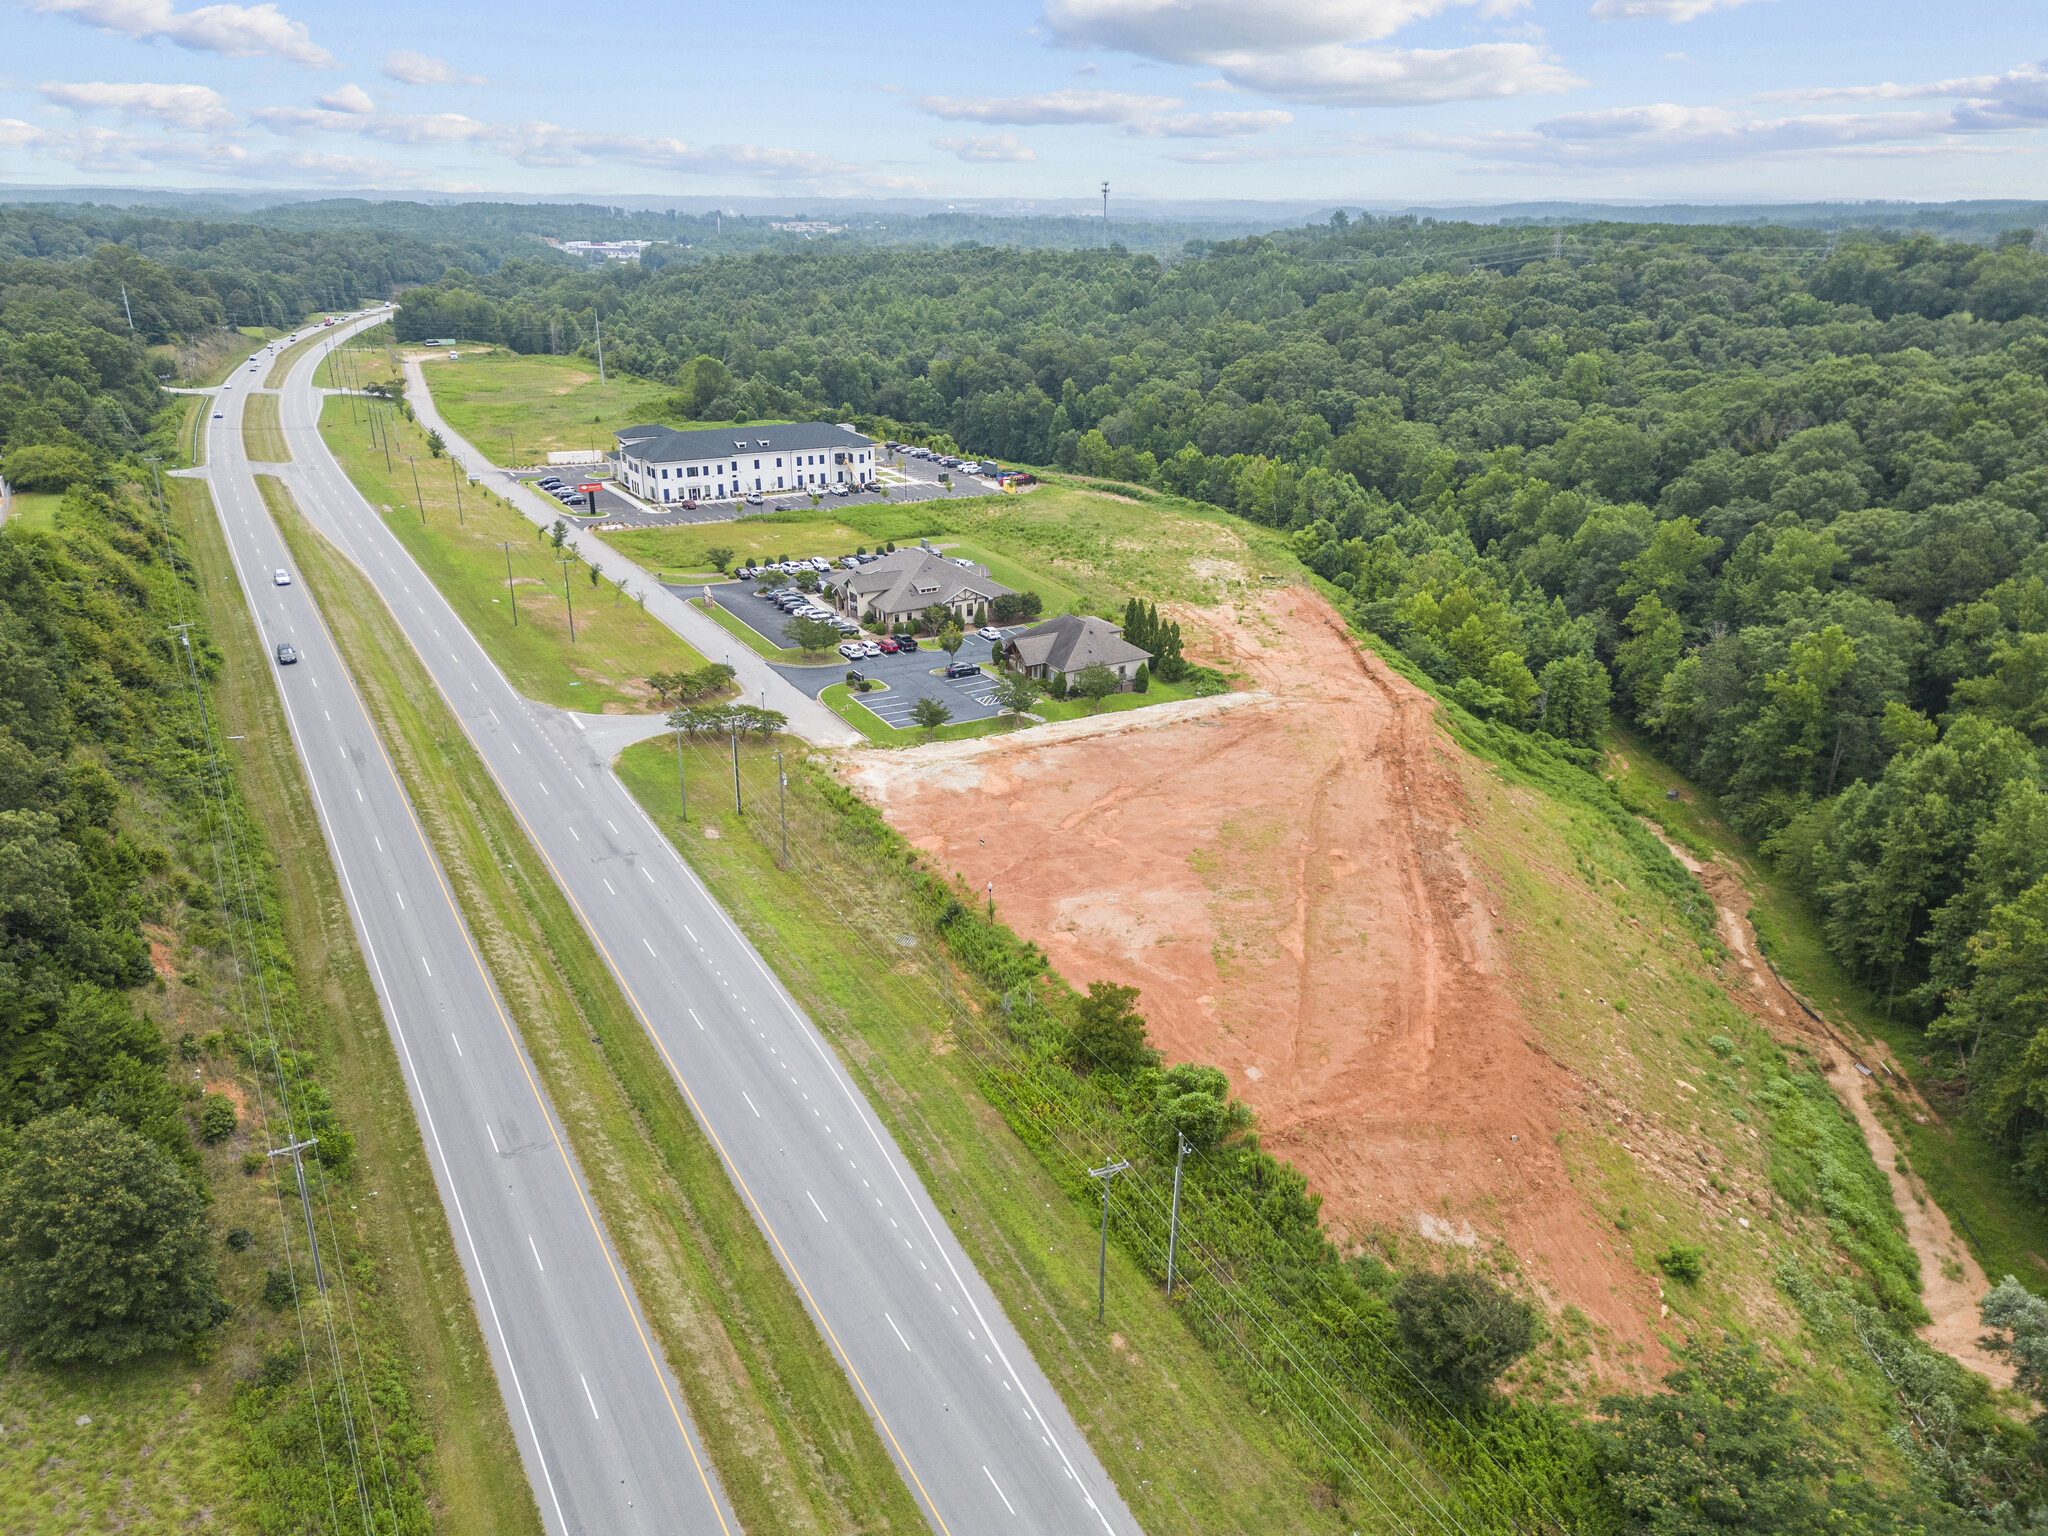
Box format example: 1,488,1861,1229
3,490,63,532
317,395,708,711
1604,726,2048,1294
272,487,924,1536
315,331,401,393
613,736,1364,1534
241,391,289,462
415,352,690,461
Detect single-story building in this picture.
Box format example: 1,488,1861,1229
824,547,1012,630
1000,614,1152,689
612,421,874,504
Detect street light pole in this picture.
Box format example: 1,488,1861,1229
1166,1132,1190,1297
1087,1157,1130,1323
269,1137,326,1293
498,541,517,626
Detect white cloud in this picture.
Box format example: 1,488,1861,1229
379,49,483,86
918,89,1182,124
29,0,332,67
1753,60,2048,122
1123,109,1294,137
934,132,1038,162
1374,96,2043,171
1587,0,1771,21
1040,0,1574,107
0,116,423,181
1213,41,1579,104
315,83,376,114
36,79,233,131
1043,0,1528,56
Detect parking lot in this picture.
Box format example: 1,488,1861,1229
678,579,1019,730
516,447,1000,534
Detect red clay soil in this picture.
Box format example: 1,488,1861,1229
841,586,1662,1355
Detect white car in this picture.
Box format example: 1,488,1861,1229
837,642,862,659
212,411,223,419
977,626,1001,641
859,642,882,659
274,569,291,586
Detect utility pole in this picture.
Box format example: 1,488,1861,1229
121,284,136,335
269,1137,327,1293
987,880,994,920
452,460,465,525
730,726,742,814
499,541,517,625
595,315,605,388
1166,1132,1190,1297
558,558,576,641
775,748,788,866
404,452,424,524
675,720,688,821
1100,180,1109,244
376,406,392,471
1087,1157,1130,1322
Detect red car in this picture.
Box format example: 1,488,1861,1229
877,637,901,654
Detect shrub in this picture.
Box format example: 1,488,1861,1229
225,1227,255,1252
198,1093,238,1143
0,1110,223,1362
1656,1243,1705,1283
262,1267,299,1311
1392,1269,1539,1405
1,443,96,492
1132,662,1150,694
1064,981,1157,1076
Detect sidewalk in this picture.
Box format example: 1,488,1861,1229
400,358,861,748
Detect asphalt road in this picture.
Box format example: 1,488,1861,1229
263,325,1143,1532
185,327,739,1536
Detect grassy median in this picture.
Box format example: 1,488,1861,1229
242,391,289,461
616,734,1362,1535
317,394,708,711
266,479,925,1536
182,474,546,1536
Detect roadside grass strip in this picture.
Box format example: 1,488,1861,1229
269,485,925,1536
242,391,289,462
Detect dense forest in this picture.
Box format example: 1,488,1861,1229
395,219,2048,1174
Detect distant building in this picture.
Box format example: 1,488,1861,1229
612,422,874,503
1000,614,1151,689
770,221,842,235
541,238,654,262
824,547,1011,630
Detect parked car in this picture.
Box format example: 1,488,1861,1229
837,642,862,659
976,626,1001,641
828,484,849,497
859,642,882,659
681,498,698,509
944,661,980,679
745,493,763,505
877,637,900,654
275,643,298,665
898,635,920,652
274,568,292,586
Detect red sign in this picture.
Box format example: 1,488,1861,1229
577,482,602,493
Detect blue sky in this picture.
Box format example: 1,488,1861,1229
2,0,2043,204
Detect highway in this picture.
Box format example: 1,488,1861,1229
251,318,1144,1532
188,342,739,1536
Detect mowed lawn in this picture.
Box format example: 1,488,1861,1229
242,391,289,461
417,351,691,461
317,395,708,711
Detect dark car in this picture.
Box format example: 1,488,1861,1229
944,660,980,679
275,643,298,665
897,635,920,652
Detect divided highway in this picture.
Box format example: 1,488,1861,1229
247,320,1143,1532
190,352,739,1536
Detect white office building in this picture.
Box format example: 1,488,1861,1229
612,422,874,504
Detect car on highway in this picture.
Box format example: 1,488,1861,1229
275,643,298,665
212,411,223,419
274,568,292,586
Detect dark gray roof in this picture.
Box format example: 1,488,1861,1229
826,548,1010,615
1003,614,1151,674
614,422,871,464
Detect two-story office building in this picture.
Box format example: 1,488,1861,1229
612,422,874,504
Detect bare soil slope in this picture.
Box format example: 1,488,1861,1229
842,586,1662,1358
